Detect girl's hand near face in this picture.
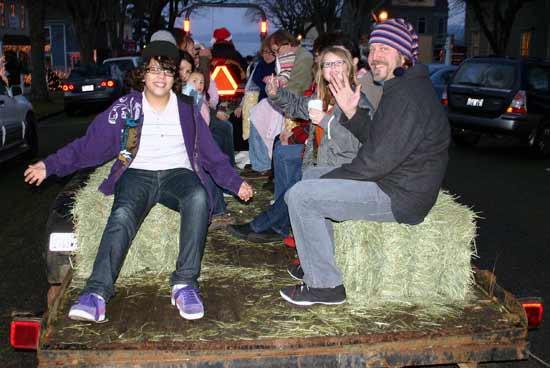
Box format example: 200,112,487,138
328,71,360,120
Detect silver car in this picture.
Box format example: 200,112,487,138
0,84,37,162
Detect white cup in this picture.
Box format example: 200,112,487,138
308,99,323,111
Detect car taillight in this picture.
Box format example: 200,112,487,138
519,298,543,329
10,319,41,350
440,86,448,106
62,84,74,92
100,80,116,88
506,90,527,114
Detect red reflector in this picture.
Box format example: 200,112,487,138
100,81,107,87
10,320,40,350
68,84,74,91
212,66,238,96
440,98,448,106
521,300,543,328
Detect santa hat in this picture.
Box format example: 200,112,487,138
211,27,232,45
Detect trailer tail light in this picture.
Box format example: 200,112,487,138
506,90,527,114
62,83,75,92
100,80,116,88
10,319,41,350
520,298,543,329
440,86,448,106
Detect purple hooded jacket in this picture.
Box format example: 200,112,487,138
43,91,243,214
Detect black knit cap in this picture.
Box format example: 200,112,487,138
142,40,180,61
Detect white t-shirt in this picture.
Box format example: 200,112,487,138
130,91,192,171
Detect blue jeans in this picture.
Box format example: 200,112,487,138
210,118,235,166
250,142,304,236
248,124,271,172
285,166,395,288
83,168,209,301
273,141,303,200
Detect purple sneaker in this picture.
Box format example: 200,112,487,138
171,285,204,320
68,293,106,323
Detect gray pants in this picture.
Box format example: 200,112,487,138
285,166,395,288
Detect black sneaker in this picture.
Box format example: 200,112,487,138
280,283,346,306
227,223,255,240
227,223,284,243
287,263,304,281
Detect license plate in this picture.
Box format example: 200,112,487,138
49,233,77,252
82,84,94,92
466,97,484,107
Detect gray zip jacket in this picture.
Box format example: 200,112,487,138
269,88,375,169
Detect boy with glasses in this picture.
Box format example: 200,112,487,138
24,37,253,322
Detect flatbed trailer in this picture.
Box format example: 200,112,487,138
38,265,528,368
27,171,532,368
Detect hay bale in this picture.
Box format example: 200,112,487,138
72,163,181,280
334,191,477,305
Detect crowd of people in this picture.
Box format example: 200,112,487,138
24,19,450,320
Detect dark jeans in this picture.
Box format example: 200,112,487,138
250,141,304,236
210,118,235,166
83,168,209,301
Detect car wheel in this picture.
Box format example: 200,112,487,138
529,121,550,157
23,112,39,158
452,129,481,147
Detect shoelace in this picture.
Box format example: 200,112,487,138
175,287,201,305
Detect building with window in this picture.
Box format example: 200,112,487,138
0,0,30,86
464,0,550,58
380,0,449,63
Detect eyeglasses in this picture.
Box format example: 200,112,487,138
321,60,346,69
146,66,176,77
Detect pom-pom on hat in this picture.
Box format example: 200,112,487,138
211,27,232,45
369,18,419,64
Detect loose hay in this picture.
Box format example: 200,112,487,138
66,163,479,342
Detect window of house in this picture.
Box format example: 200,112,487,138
438,17,446,35
19,4,24,29
471,31,480,56
417,17,426,34
520,31,532,57
0,2,5,27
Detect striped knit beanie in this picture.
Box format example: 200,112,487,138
369,18,419,64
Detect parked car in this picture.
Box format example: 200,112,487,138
446,56,550,155
428,63,457,100
62,64,124,115
0,83,37,162
102,56,142,75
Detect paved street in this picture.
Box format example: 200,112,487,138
0,113,549,367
